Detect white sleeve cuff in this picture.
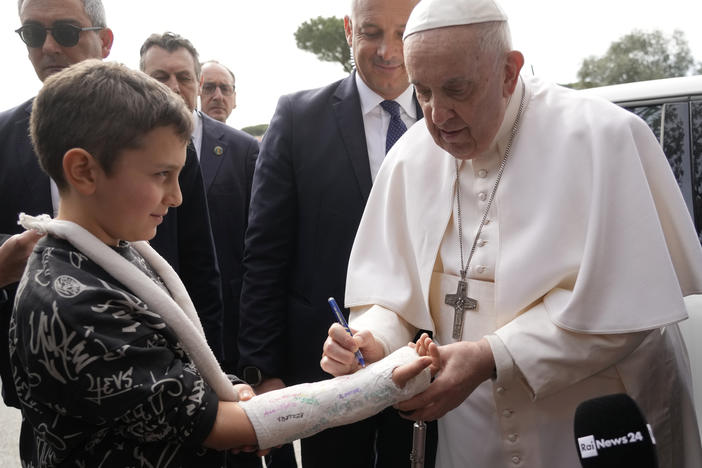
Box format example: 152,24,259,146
485,333,534,399
350,304,417,356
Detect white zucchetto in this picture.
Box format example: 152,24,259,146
404,0,508,39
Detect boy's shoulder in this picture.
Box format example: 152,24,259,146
26,234,93,278
14,233,169,344
28,234,153,278
17,234,103,306
17,234,151,309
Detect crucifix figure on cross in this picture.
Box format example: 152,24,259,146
445,279,477,340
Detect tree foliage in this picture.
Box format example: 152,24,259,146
295,16,353,73
241,124,268,137
575,29,696,89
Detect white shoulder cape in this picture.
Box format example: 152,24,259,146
345,76,702,334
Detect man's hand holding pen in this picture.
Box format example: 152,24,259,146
323,297,386,374
321,323,386,375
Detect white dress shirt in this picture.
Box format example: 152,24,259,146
191,110,204,160
355,73,417,181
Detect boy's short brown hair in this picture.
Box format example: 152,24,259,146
30,59,193,191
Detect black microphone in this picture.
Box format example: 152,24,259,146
573,393,659,467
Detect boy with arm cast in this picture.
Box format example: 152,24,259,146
10,59,432,467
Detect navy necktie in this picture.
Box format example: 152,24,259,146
380,100,408,154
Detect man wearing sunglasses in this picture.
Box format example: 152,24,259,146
13,0,113,81
200,60,238,124
0,0,227,410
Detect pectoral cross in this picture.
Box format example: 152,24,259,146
444,279,477,340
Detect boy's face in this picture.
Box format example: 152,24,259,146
87,126,186,246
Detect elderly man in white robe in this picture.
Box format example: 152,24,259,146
320,0,702,466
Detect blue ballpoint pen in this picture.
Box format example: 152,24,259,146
327,297,366,367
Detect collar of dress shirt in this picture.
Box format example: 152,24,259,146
354,72,416,120
191,110,204,161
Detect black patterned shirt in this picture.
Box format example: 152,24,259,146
10,235,226,467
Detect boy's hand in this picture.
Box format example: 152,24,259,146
391,354,432,388
392,333,439,389
409,333,441,376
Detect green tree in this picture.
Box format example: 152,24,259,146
295,16,352,73
241,124,268,138
574,29,696,89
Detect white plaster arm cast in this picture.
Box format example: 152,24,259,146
239,346,430,449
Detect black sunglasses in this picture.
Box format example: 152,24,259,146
15,23,103,48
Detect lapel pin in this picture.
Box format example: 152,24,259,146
214,145,224,156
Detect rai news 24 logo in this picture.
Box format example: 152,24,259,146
577,424,656,458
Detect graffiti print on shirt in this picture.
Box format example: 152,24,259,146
10,235,224,467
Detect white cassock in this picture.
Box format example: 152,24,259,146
346,76,702,468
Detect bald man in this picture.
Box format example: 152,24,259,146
200,60,237,123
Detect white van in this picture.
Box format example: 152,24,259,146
582,76,702,437
581,75,702,234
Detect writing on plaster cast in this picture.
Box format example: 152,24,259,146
263,402,296,417
277,413,304,422
292,394,320,406
338,388,361,399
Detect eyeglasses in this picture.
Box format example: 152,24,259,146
202,82,235,96
15,23,103,48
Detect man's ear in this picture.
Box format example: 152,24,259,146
344,16,353,48
99,28,114,59
62,148,101,195
503,50,524,96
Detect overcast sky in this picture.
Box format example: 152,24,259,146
2,0,701,129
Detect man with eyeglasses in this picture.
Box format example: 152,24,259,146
200,60,238,124
139,34,262,468
0,0,226,410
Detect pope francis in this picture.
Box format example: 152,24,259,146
320,0,702,467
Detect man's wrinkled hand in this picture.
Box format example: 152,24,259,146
394,338,495,421
320,323,385,376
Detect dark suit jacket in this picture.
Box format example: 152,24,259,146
238,74,422,385
197,113,258,373
0,99,224,406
